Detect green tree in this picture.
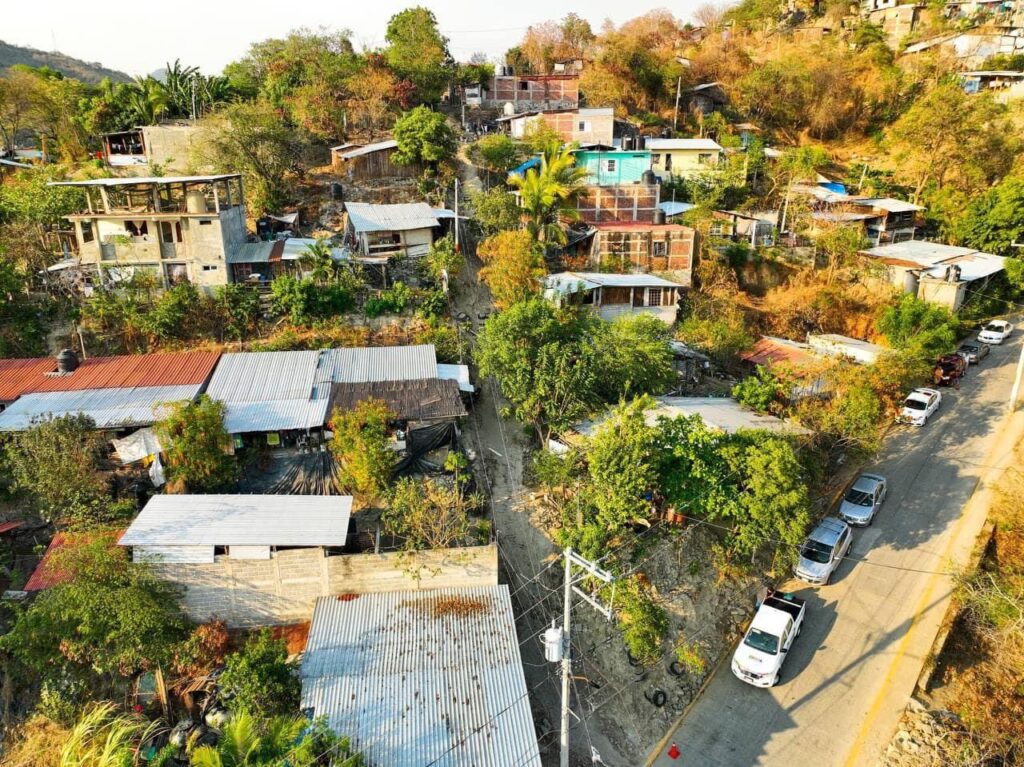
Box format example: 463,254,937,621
469,187,521,236
218,630,300,718
126,76,169,125
732,365,790,415
213,283,262,342
508,143,588,244
154,395,238,493
383,474,481,551
656,414,741,522
813,221,869,283
471,134,521,175
422,234,463,287
328,399,396,504
0,260,50,357
190,712,362,767
475,298,601,442
477,229,546,309
609,574,668,666
384,7,453,103
587,399,659,533
392,106,457,166
876,294,959,361
3,414,108,525
594,314,676,401
195,101,307,215
0,536,189,688
956,176,1024,257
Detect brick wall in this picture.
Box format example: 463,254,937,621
591,227,696,285
152,544,499,628
488,75,580,110
577,185,660,224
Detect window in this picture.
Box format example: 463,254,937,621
653,241,667,257
646,288,663,307
202,265,218,272
578,121,590,132
81,221,94,243
664,154,672,171
199,219,213,226
519,81,529,91
652,153,661,165
698,153,714,165
604,159,617,173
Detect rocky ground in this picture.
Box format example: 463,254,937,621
880,700,969,767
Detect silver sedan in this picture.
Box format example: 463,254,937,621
838,473,887,526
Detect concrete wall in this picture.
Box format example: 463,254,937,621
152,544,499,628
917,277,967,312
142,125,203,171
575,152,651,185
596,303,678,324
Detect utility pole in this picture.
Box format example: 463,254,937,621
545,548,614,767
673,76,682,132
454,178,460,253
1009,340,1024,412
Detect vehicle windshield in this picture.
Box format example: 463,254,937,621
743,628,780,655
984,323,1003,333
904,399,927,411
960,345,976,353
801,539,834,564
845,489,874,506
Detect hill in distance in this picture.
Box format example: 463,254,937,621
0,39,132,84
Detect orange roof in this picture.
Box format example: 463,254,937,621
0,351,220,396
0,358,61,402
593,222,693,232
740,337,816,367
24,530,123,591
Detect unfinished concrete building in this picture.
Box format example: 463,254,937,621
101,123,204,174
486,73,580,111
51,174,246,290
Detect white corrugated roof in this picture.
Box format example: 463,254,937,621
337,139,398,160
346,202,440,233
119,494,352,547
854,197,922,213
300,586,541,767
861,240,988,266
206,347,439,433
573,396,810,438
647,138,723,151
923,251,1006,282
546,271,684,294
0,385,201,432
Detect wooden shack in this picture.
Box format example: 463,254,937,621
332,140,422,181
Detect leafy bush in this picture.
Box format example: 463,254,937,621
733,365,790,414
364,281,413,318
383,476,481,551
414,317,466,363
609,575,668,666
329,399,396,504
469,187,521,236
417,288,449,319
271,275,355,324
154,395,238,492
421,234,462,287
594,314,676,401
218,630,300,718
877,294,959,361
213,282,262,341
674,640,707,676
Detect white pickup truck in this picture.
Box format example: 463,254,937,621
731,593,806,688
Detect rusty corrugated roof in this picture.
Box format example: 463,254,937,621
0,358,60,402
14,352,222,393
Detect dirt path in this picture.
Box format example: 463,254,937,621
452,157,568,762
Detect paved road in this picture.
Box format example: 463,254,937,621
648,333,1024,767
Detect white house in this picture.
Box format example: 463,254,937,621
544,271,683,324
344,202,441,259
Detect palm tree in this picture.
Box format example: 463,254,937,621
59,703,160,767
162,59,200,118
507,142,588,245
127,77,170,126
190,712,361,767
299,239,338,284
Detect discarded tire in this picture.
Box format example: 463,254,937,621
668,660,685,677
646,689,667,707
627,650,641,667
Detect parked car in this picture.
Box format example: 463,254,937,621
838,473,888,527
732,593,805,687
795,517,853,585
898,387,942,426
957,342,989,365
933,354,967,387
978,320,1013,345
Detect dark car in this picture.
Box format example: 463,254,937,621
958,342,990,365
934,354,967,386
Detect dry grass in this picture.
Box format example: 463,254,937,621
428,596,489,619
2,715,67,767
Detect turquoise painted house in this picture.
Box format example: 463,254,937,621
573,149,652,185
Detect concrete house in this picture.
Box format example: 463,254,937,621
51,174,246,290
544,271,683,324
502,107,617,146
101,124,203,173
648,138,723,181
850,198,921,244
486,71,580,110
859,240,1006,312
583,222,697,283
573,148,652,185
344,202,440,259
575,183,662,224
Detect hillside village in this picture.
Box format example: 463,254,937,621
1,2,1023,766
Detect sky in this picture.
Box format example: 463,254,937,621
6,0,705,77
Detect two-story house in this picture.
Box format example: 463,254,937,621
51,174,246,290
647,138,723,181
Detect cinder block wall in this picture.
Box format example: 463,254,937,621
153,544,499,628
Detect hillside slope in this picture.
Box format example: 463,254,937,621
0,39,131,84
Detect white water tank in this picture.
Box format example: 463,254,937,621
543,625,564,663
185,190,208,214
503,102,516,116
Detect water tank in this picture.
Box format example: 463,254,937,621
653,209,667,225
503,102,516,116
56,349,79,374
622,135,634,151
543,625,564,663
185,190,208,214
636,135,646,150
641,169,657,186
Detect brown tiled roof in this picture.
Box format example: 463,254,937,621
740,337,816,368
0,351,220,395
329,378,466,422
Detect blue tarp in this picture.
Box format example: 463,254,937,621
509,156,541,177
819,182,847,195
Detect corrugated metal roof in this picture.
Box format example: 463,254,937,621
0,358,60,403
438,363,474,393
300,586,541,767
30,352,220,393
740,336,817,367
855,197,923,213
861,240,984,266
647,138,723,151
0,385,202,431
323,345,438,383
345,202,440,233
227,241,276,264
546,271,684,293
337,139,398,160
923,251,1006,282
329,378,466,421
26,531,123,591
119,494,352,547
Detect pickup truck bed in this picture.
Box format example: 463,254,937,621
763,594,804,621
